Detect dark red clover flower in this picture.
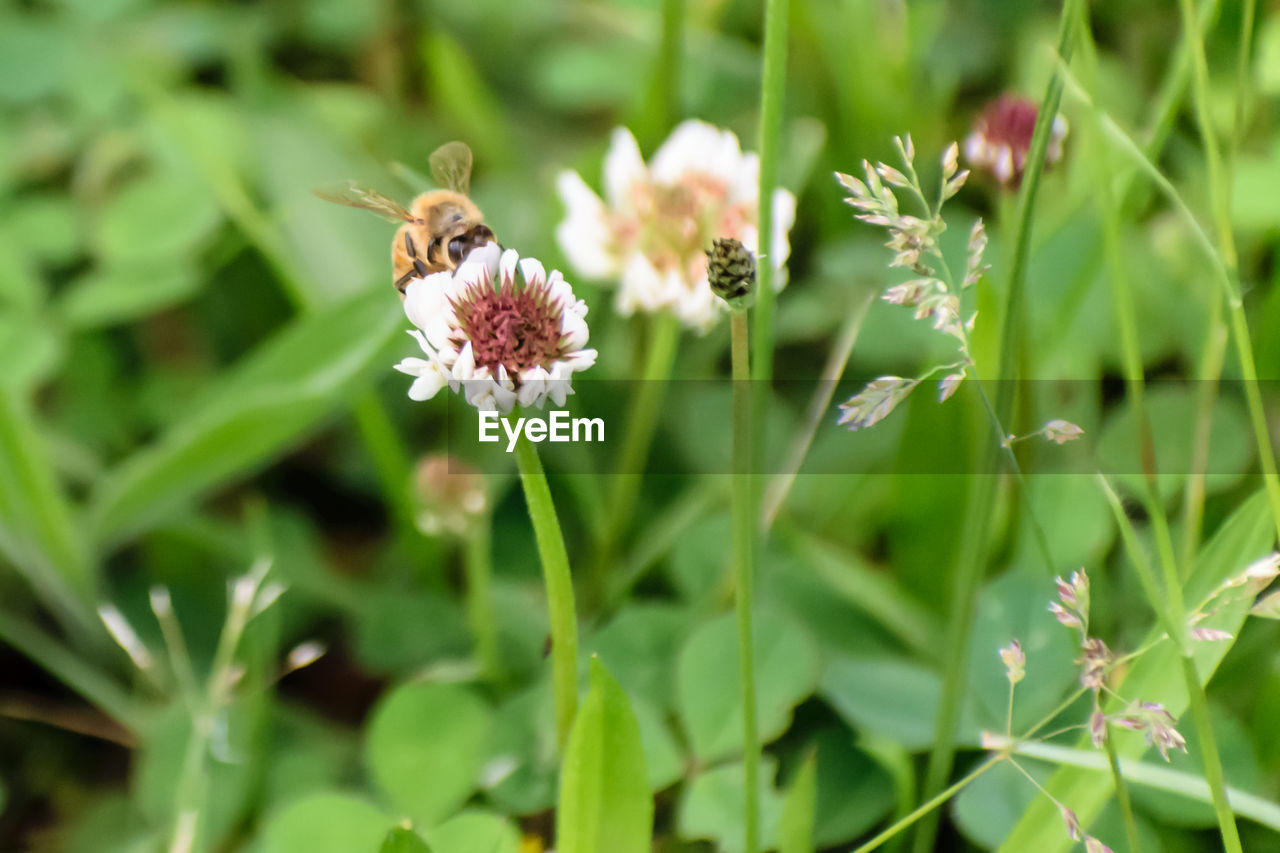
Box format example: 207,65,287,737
964,95,1068,186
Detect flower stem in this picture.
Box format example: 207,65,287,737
464,512,502,684
854,757,1001,853
913,4,1083,849
1104,734,1143,853
512,431,579,749
731,308,760,853
595,312,680,602
763,291,873,530
751,0,790,383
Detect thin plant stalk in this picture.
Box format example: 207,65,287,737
596,312,681,596
763,291,873,529
1074,12,1151,844
464,512,502,683
731,308,760,853
1175,0,1280,549
512,432,580,749
913,2,1084,848
854,757,1001,853
751,0,790,382
1105,736,1143,853
1102,474,1243,851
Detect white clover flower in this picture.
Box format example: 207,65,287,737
556,119,796,332
394,243,597,414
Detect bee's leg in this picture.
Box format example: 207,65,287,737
394,269,416,293
404,231,419,258
413,259,429,277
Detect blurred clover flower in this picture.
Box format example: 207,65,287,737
964,94,1068,187
556,119,796,332
395,243,597,414
414,454,488,537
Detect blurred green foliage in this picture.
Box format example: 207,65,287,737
0,0,1279,851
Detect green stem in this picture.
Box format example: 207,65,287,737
855,757,1001,853
1175,0,1280,546
596,312,681,598
1104,734,1143,853
751,0,790,382
763,291,872,530
1181,653,1243,851
1102,472,1243,851
913,4,1083,849
512,433,580,749
731,309,760,853
464,513,502,684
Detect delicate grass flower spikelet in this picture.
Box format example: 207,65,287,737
706,237,756,309
394,243,597,414
964,94,1069,187
999,639,1025,684
556,119,796,331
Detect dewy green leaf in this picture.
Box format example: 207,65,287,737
380,826,432,853
999,490,1275,853
89,287,401,546
364,683,492,828
777,751,817,853
556,658,653,853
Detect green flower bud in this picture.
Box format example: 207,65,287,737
706,238,757,310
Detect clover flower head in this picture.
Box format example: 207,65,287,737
414,454,488,537
964,94,1068,186
556,119,796,332
394,243,597,414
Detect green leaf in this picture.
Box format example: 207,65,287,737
364,682,492,827
778,751,817,853
59,263,202,329
258,792,390,853
90,287,401,545
556,658,653,853
589,603,690,712
677,608,820,762
820,656,980,751
965,570,1078,734
0,388,93,619
92,163,222,261
483,682,558,816
678,758,784,853
424,811,520,853
999,490,1275,853
380,827,432,853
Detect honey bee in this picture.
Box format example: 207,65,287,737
316,141,496,296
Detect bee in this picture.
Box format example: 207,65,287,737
316,141,497,296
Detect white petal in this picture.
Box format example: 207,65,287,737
518,257,547,289
408,371,447,401
499,248,520,286
561,308,590,350
618,252,665,314
403,271,453,331
604,127,647,210
652,120,731,183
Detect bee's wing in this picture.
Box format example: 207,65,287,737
429,141,473,195
313,182,418,223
